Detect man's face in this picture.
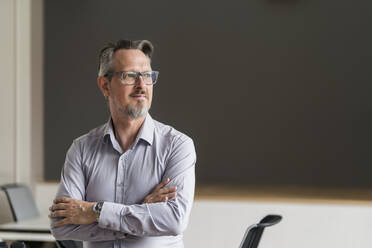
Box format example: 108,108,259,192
108,49,153,119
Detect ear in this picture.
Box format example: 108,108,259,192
97,75,110,98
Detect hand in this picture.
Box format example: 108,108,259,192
143,178,178,204
49,197,96,227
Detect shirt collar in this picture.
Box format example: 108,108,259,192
135,113,155,146
102,114,154,146
103,118,115,144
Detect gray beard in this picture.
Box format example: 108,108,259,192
122,104,149,119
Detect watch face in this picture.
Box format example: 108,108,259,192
95,202,103,212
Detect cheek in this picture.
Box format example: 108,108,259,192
115,86,131,98
148,89,153,101
112,88,131,105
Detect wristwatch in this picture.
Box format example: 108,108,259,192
93,202,104,222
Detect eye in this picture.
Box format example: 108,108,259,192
126,72,137,78
143,72,152,78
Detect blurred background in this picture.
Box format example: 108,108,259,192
42,0,372,188
1,0,372,247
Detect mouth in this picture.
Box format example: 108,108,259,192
130,93,146,100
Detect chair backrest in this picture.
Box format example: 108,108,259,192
0,189,14,224
1,184,39,222
239,214,282,248
56,240,83,248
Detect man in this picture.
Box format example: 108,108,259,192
49,39,196,248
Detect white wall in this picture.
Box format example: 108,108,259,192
35,183,372,248
0,0,43,189
35,182,59,215
0,0,16,185
184,200,372,248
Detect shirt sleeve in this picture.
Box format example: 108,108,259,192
98,137,196,237
50,140,127,241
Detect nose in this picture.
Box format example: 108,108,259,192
135,74,146,88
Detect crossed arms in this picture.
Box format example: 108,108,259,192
49,138,196,241
49,178,177,226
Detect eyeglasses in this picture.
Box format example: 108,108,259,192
105,71,159,85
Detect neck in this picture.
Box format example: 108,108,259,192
111,113,146,152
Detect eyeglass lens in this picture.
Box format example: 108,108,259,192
122,72,158,85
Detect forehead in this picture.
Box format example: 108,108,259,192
112,49,151,71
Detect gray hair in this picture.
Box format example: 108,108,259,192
98,39,154,78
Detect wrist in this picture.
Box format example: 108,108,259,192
93,201,104,222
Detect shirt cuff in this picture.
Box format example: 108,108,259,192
99,202,128,238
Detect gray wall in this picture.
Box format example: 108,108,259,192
44,0,372,188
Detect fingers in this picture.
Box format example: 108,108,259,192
153,178,170,192
49,210,68,218
156,191,177,202
165,191,177,201
49,203,68,211
53,197,72,204
143,179,179,204
53,218,71,227
144,191,177,204
159,186,177,194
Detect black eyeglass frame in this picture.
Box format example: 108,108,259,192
104,71,159,85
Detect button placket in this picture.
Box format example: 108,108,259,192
121,152,129,204
116,156,125,203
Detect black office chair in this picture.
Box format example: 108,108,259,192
56,240,83,248
239,214,282,248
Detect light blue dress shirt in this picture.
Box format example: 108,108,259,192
51,114,196,248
